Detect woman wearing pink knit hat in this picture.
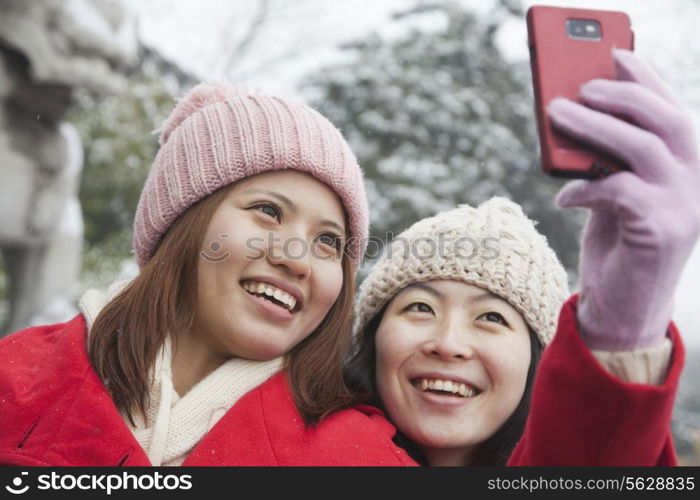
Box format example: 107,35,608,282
0,83,418,466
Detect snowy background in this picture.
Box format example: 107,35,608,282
125,0,700,346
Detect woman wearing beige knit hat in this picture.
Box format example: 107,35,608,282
346,194,687,466
346,197,569,465
345,49,698,466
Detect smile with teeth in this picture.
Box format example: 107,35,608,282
412,378,480,398
242,280,298,312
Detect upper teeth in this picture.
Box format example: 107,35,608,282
242,281,297,311
416,378,479,398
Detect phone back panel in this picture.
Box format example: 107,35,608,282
527,6,633,178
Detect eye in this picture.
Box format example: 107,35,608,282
317,233,343,253
250,202,281,222
478,311,509,326
405,302,434,314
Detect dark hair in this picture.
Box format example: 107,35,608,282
343,299,544,466
89,183,355,427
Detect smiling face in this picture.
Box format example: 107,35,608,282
192,169,347,362
374,279,532,466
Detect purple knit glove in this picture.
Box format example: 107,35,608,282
548,49,700,351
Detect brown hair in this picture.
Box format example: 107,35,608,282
344,300,544,466
89,184,355,427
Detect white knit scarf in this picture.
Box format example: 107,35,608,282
78,279,283,466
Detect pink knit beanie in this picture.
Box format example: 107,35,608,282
133,82,369,268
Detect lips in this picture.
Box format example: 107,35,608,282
239,276,304,313
409,373,483,399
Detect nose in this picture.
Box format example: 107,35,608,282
421,319,475,361
266,233,312,278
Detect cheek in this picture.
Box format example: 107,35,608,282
484,335,531,402
374,319,411,394
197,221,263,311
312,259,344,307
202,214,268,264
374,334,395,405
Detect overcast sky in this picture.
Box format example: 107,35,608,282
124,0,700,346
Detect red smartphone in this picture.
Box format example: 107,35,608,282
527,5,634,179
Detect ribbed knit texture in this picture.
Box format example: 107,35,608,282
591,337,672,386
133,82,369,268
78,280,283,465
354,197,570,347
129,336,282,466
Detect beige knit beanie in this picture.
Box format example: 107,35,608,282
354,197,570,346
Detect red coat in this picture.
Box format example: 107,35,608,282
508,295,684,466
0,313,415,466
0,295,684,466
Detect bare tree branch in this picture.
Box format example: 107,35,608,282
220,0,272,77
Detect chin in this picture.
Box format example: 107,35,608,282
237,338,292,361
409,425,474,449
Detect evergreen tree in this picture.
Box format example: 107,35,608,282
68,74,175,288
303,0,584,281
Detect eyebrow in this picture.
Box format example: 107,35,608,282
403,282,445,299
471,289,501,303
243,187,346,235
402,283,501,304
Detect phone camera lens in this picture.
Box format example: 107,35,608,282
566,18,601,41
